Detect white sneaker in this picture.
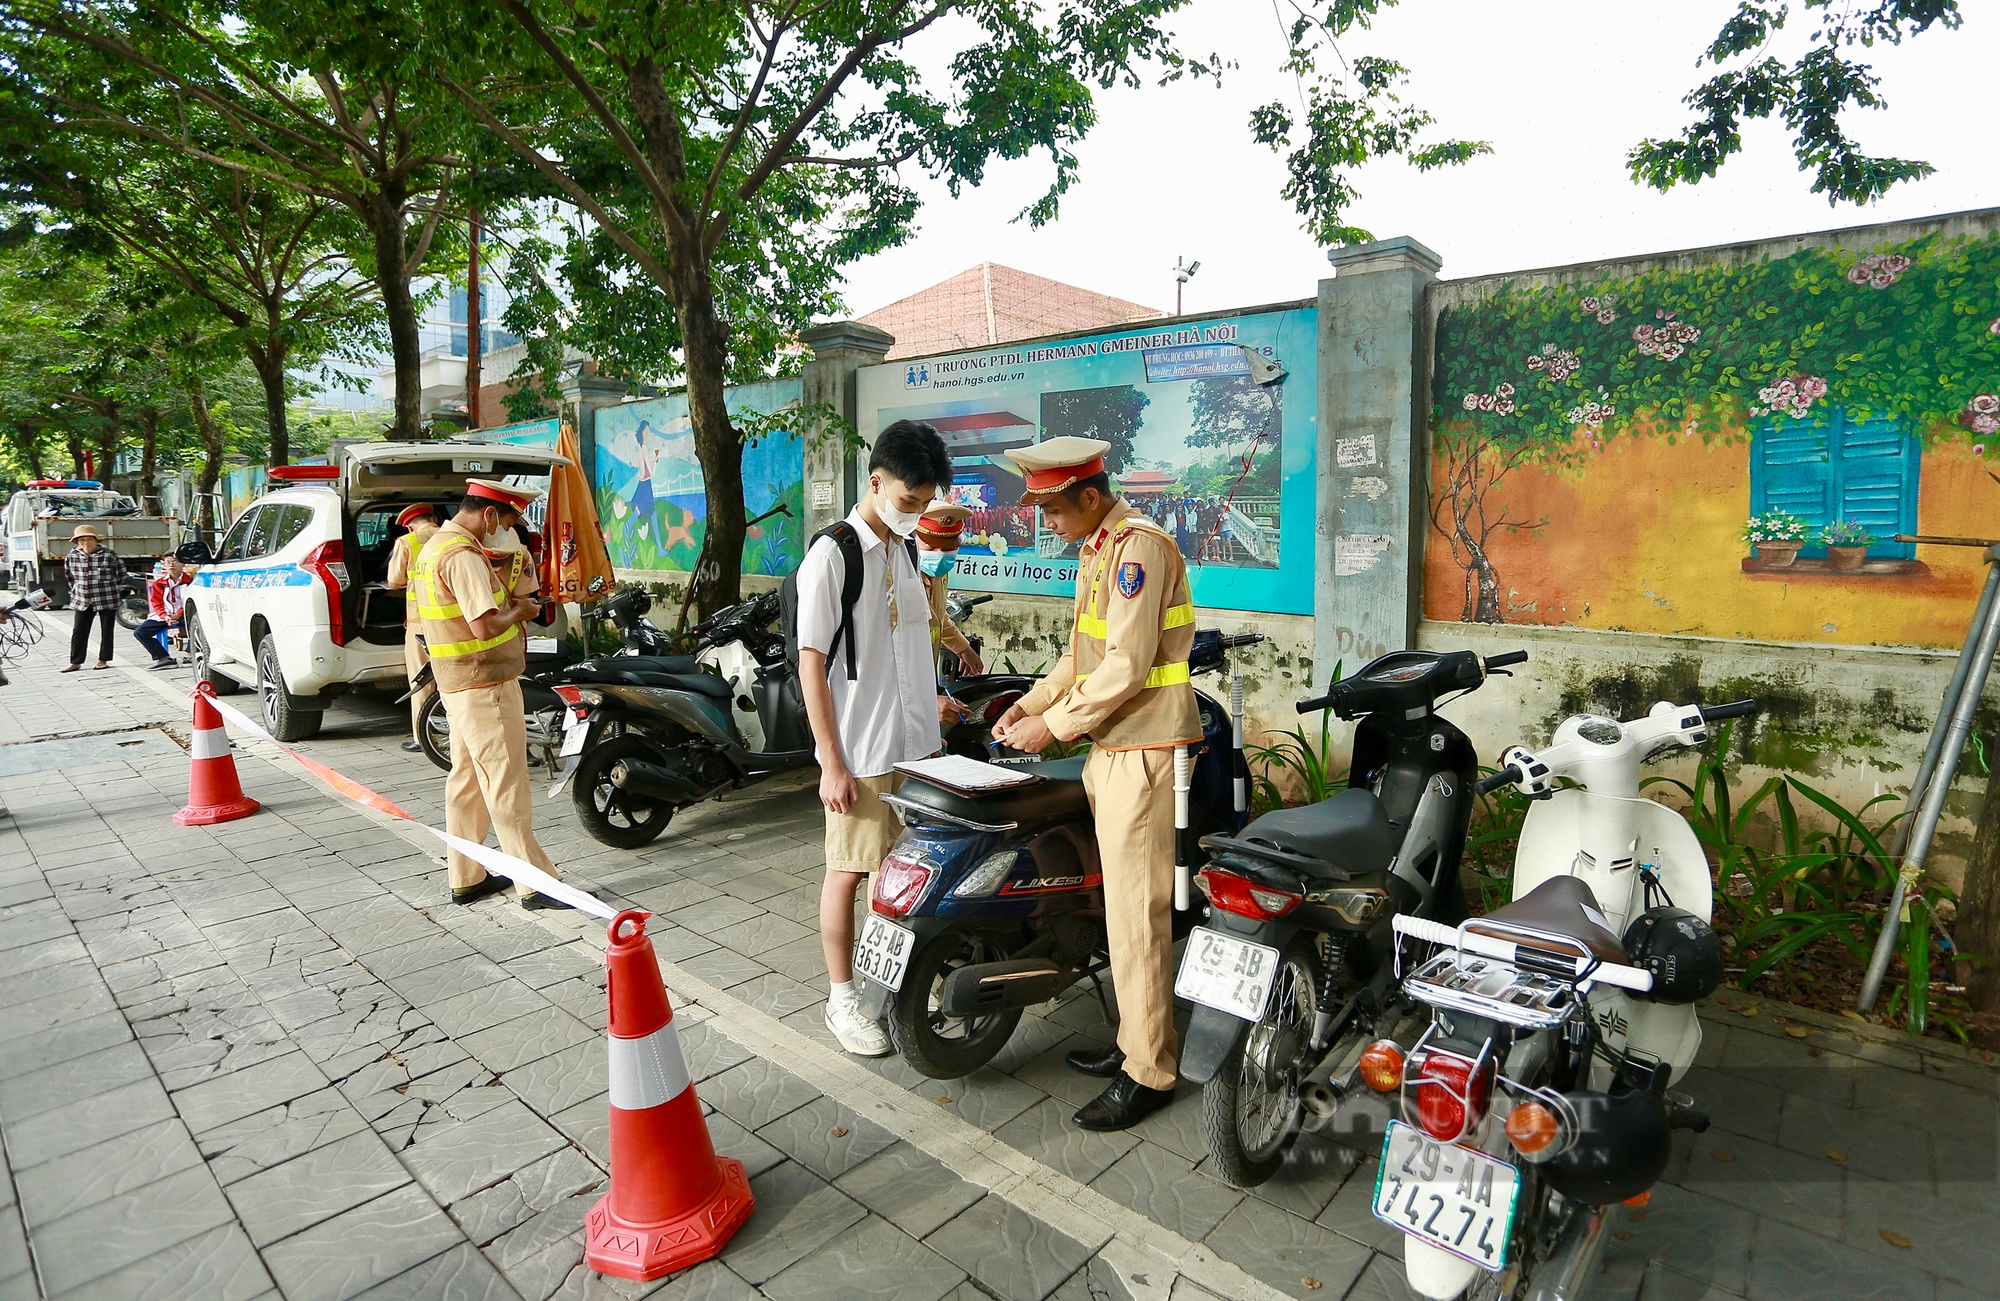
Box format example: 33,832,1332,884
825,995,890,1057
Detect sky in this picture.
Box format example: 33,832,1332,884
835,1,1998,321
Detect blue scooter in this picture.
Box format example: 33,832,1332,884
853,630,1263,1079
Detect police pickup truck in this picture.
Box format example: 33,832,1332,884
177,440,567,741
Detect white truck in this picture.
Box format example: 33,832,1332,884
178,440,568,741
4,479,177,612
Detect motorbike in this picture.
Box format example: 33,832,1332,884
1176,647,1528,1188
851,629,1264,1079
1354,695,1749,1301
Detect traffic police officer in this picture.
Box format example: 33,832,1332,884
386,502,440,752
992,436,1200,1130
916,502,983,702
413,479,564,907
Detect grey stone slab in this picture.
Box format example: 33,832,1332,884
721,1160,866,1285
678,1020,755,1085
1005,1039,1115,1108
1092,1142,1244,1242
0,1010,133,1081
730,972,821,1021
1676,1127,1845,1238
0,956,103,1009
362,932,484,983
1599,1181,1754,1293
647,1260,759,1301
701,1112,785,1181
1312,1159,1403,1252
261,1184,471,1301
754,1094,898,1182
539,977,609,1032
921,1067,1045,1133
501,946,599,991
448,1147,604,1250
1203,1197,1372,1301
226,1127,413,1247
349,1242,519,1301
424,981,555,1041
460,1005,595,1075
762,1214,965,1301
401,1099,568,1205
998,1095,1149,1188
15,1117,203,1229
456,917,563,965
1841,1172,2000,1290
0,1040,155,1124
704,1057,820,1132
708,912,814,959
833,1143,986,1241
0,1213,23,1283
383,953,514,1010
1124,1085,1209,1163
33,1163,236,1296
198,1086,373,1186
674,947,769,991
45,1222,273,1301
502,1039,607,1117
663,895,765,936
1337,1253,1424,1301
924,1194,1093,1301
172,1050,329,1135
1782,1091,1936,1186
1676,1065,1785,1147
1746,1215,1937,1301
5,1075,178,1168
550,1098,610,1168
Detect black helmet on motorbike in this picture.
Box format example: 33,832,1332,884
1620,907,1724,1005
1539,1085,1672,1206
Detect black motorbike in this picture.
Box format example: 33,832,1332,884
1178,647,1526,1187
852,630,1263,1079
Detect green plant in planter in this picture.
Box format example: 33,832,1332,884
1740,510,1811,546
1819,518,1875,548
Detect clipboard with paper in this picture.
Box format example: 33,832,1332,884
892,753,1042,796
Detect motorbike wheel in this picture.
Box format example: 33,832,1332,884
888,930,1023,1079
1201,938,1323,1188
570,735,676,848
117,594,147,631
417,692,453,772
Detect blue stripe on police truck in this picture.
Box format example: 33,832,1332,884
192,567,315,590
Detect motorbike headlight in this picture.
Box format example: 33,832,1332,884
951,850,1019,899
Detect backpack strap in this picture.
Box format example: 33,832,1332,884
819,521,864,682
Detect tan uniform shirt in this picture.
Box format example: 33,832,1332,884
1017,501,1200,750
387,524,439,626
414,521,537,693
923,573,974,658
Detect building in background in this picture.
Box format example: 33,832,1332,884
859,263,1166,361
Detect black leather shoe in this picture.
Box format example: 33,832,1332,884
451,875,510,906
1072,1074,1176,1132
1065,1046,1126,1078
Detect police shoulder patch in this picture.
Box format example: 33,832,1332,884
1116,561,1145,598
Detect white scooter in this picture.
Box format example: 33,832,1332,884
1368,697,1753,1301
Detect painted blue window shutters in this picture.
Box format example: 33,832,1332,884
1749,412,1919,560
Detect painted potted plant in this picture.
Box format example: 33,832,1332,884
1821,518,1874,571
1741,510,1810,568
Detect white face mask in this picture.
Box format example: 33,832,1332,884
873,480,925,538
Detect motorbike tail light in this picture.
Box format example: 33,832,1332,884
873,853,936,919
1357,1040,1405,1093
982,692,1022,723
553,685,584,706
1417,1051,1494,1143
1197,868,1301,920
951,850,1018,899
301,541,347,646
1505,1100,1560,1159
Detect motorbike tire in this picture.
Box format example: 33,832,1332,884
1201,937,1324,1188
570,735,676,848
117,594,147,631
888,930,1024,1079
417,691,452,772
185,610,240,696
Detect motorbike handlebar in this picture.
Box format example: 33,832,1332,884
1484,650,1529,670
1476,765,1522,796
1295,682,1348,715
959,594,994,610
1219,632,1266,650
1701,699,1760,723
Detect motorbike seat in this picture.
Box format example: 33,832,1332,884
1474,875,1627,963
564,662,735,700
612,653,704,676
1210,788,1396,877
897,756,1089,828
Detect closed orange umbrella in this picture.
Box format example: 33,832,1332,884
542,421,618,604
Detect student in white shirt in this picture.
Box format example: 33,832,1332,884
797,420,953,1056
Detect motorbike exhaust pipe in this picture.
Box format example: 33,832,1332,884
1301,1080,1344,1118
1173,744,1192,911
1522,1205,1612,1301
938,960,1067,1018
608,757,702,805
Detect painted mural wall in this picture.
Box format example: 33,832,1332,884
591,378,806,576
1426,226,2000,649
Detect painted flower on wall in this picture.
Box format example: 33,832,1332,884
1959,393,2000,436
1526,343,1579,383
1846,253,1913,288
1565,388,1616,442
1633,310,1700,361
1750,375,1828,420
1579,294,1620,325
1462,381,1517,415
1989,317,2000,338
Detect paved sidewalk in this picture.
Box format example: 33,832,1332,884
0,610,1995,1301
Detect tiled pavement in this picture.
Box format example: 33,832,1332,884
0,611,1996,1301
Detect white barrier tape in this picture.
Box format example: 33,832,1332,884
190,727,232,761
200,691,617,921
607,1023,692,1111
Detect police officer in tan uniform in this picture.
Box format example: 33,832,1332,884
413,480,564,907
992,436,1200,1130
916,503,982,727
386,503,440,752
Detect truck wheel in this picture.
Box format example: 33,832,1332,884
256,635,323,742
887,930,1023,1079
417,691,452,772
185,611,240,696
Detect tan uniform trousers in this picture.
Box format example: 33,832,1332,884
1082,745,1178,1091
403,633,433,747
441,678,559,895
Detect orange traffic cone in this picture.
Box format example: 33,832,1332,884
174,683,260,826
585,910,753,1280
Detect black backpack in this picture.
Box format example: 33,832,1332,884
780,521,918,681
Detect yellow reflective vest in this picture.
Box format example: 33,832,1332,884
412,523,528,693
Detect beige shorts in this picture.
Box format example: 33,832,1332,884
825,772,904,876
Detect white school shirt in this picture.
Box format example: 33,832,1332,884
796,509,942,778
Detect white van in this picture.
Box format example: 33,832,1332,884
182,440,568,740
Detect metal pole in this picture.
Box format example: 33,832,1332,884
1173,744,1192,912
1887,564,1998,862
1858,549,2000,1012
1230,670,1247,826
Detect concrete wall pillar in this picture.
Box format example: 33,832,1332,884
1314,236,1442,680
557,372,631,493
801,321,895,537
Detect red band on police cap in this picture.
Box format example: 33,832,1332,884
1022,456,1105,494
466,481,531,509
396,503,436,527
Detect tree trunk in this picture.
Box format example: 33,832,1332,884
8,423,44,479
681,294,744,619
1957,758,2000,1022
186,375,227,531
1467,541,1503,623
138,408,159,505
249,335,291,466
368,187,424,441
66,431,85,478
